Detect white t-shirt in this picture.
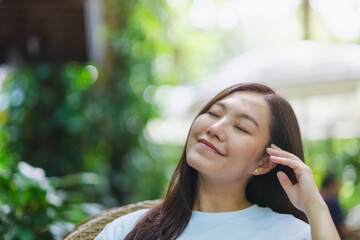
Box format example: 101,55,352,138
95,204,311,240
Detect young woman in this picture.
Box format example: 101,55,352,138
95,83,340,240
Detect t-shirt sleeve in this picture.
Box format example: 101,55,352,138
94,209,149,240
291,219,311,240
293,226,312,240
277,213,311,240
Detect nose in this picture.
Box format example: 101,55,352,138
206,119,226,142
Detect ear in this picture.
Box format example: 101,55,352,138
253,154,277,175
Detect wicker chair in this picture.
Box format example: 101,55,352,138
64,199,162,240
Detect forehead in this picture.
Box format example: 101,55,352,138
218,91,267,107
215,91,271,126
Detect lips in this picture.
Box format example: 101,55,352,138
198,139,225,156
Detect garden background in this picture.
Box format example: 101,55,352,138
1,0,360,239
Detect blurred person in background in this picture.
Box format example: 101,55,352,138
321,173,360,239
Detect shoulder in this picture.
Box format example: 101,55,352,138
94,209,150,240
179,205,310,240
255,205,311,239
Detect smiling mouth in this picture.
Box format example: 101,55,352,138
198,139,225,156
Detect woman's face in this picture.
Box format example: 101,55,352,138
186,91,271,183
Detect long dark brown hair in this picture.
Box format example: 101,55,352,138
125,83,307,240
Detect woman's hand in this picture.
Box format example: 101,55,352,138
266,144,340,240
266,144,321,214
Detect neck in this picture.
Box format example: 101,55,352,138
193,175,252,212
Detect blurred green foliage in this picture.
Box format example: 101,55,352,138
0,64,110,239
305,138,360,214
0,0,182,238
0,161,75,240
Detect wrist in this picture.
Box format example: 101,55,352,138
304,196,328,222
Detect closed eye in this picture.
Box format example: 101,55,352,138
208,111,219,118
234,125,250,134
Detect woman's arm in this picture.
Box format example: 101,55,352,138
304,197,340,240
266,144,340,240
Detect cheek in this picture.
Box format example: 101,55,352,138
185,137,193,156
185,120,200,154
188,117,205,137
229,140,263,165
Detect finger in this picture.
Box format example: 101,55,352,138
271,144,282,150
267,145,298,160
269,155,300,170
267,148,296,161
277,171,294,194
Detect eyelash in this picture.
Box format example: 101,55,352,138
208,111,219,118
234,125,250,134
208,111,250,134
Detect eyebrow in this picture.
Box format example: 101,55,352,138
214,102,259,128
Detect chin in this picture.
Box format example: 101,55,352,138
186,154,203,171
187,156,215,177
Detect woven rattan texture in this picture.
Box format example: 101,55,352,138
64,199,162,240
